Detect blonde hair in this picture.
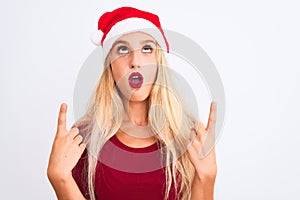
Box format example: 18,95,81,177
75,44,196,200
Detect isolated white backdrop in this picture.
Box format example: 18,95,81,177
1,0,299,199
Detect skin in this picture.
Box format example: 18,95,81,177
110,32,158,147
110,32,158,103
189,102,217,200
47,103,86,199
47,32,217,199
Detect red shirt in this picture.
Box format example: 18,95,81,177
72,135,177,200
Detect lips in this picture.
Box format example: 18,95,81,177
128,72,144,88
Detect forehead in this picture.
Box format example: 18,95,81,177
114,32,156,46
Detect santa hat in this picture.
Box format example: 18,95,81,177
91,7,169,59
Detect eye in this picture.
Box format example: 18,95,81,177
117,46,129,54
142,45,153,53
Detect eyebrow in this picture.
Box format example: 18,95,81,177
140,40,156,45
111,40,129,49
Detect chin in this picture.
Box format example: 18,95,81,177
129,95,149,102
128,86,152,102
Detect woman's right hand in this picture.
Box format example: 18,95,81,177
47,103,86,183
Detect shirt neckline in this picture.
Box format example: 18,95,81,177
110,135,159,153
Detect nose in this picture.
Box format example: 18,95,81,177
129,49,141,69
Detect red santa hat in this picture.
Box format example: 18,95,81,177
91,7,169,59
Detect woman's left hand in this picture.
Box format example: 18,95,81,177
187,101,218,184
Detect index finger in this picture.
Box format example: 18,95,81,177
57,103,67,133
206,101,217,133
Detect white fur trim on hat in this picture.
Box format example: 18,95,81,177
92,18,167,60
90,30,103,46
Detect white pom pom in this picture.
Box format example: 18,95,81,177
90,30,103,46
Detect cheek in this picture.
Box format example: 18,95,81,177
144,54,156,65
111,68,119,82
142,64,158,85
111,63,127,83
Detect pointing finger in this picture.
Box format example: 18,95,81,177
206,101,217,133
57,103,67,133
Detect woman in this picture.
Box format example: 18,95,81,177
47,7,217,200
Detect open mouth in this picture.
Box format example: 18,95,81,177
128,72,144,88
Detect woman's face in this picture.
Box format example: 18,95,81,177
110,32,158,102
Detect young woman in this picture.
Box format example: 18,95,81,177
47,7,217,200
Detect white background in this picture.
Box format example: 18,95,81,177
1,0,299,199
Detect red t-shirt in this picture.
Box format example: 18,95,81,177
72,135,178,200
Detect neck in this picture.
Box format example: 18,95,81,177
123,98,149,126
117,98,157,148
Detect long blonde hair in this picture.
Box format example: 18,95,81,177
75,44,196,200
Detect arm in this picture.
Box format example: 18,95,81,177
47,103,86,200
191,178,215,200
190,149,217,200
48,173,86,200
